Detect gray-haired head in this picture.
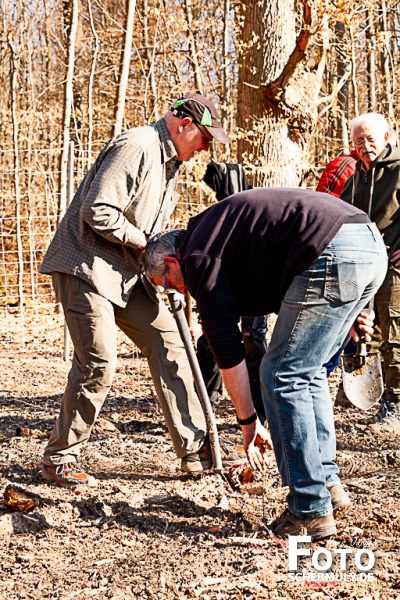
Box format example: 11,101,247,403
142,229,186,280
350,113,389,140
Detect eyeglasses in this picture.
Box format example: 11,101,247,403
194,122,213,145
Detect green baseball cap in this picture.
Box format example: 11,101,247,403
171,92,231,144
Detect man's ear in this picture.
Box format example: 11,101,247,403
163,256,180,266
178,117,192,132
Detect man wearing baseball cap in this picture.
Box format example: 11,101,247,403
39,92,230,487
170,92,231,145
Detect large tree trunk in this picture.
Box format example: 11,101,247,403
236,0,323,187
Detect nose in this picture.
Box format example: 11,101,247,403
363,140,372,149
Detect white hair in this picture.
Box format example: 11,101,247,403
350,113,389,139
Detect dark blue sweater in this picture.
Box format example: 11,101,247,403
180,187,369,369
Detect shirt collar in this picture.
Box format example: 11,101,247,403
154,118,178,164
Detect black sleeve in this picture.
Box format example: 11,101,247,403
182,253,245,369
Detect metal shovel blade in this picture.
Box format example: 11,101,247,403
341,350,384,410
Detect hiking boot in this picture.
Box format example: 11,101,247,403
180,437,213,473
42,462,97,487
367,401,400,435
270,508,337,540
328,481,352,512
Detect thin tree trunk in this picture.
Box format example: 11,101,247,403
87,0,100,167
222,0,231,158
143,0,160,121
59,0,79,222
8,35,24,311
350,26,359,117
183,0,203,92
114,0,136,137
367,9,377,111
381,0,395,122
336,22,349,154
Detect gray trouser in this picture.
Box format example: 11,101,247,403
43,272,207,465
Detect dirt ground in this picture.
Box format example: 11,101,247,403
0,313,399,600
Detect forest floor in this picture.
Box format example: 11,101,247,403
0,312,399,600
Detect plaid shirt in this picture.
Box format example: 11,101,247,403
40,119,180,307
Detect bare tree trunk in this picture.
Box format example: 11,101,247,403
237,0,325,187
336,22,350,154
87,0,100,167
114,0,136,137
381,0,395,122
8,35,24,311
350,26,359,117
222,0,231,159
183,0,204,93
59,0,79,222
143,0,160,121
367,9,377,111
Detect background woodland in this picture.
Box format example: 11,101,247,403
0,0,399,306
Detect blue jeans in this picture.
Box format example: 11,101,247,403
261,223,387,517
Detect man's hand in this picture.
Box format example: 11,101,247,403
138,232,151,251
350,308,375,343
240,419,272,471
390,249,400,268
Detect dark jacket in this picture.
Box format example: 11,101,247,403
203,162,251,200
340,144,400,255
180,188,370,369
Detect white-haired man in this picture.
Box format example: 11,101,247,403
341,112,400,435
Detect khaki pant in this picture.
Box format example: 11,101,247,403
43,272,207,465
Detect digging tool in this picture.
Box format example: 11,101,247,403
341,299,384,410
167,292,223,472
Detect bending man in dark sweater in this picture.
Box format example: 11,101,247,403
142,187,386,539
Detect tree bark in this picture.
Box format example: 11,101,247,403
236,0,324,187
59,0,79,222
367,8,377,111
8,35,24,310
114,0,136,137
87,0,100,166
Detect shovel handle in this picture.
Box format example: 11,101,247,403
356,297,375,357
357,336,367,357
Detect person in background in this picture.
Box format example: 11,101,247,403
316,150,360,198
39,92,231,485
198,162,267,423
143,187,385,539
315,151,360,386
341,113,400,436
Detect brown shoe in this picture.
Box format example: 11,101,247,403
271,508,337,540
328,482,352,512
180,437,213,473
42,462,97,487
